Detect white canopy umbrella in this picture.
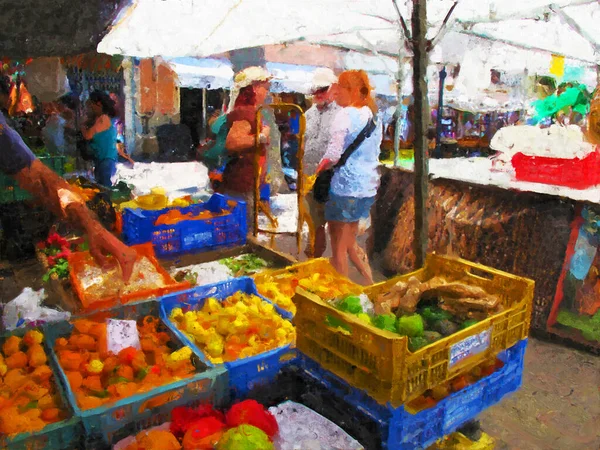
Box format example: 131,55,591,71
98,1,600,61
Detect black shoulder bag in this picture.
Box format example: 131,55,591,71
312,117,377,203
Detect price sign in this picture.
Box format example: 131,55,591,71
107,319,141,354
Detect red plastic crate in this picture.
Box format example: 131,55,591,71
512,150,600,189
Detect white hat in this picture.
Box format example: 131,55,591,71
233,66,272,89
227,66,272,113
312,68,337,91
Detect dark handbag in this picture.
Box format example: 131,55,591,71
312,117,377,203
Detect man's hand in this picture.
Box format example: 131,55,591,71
88,223,137,282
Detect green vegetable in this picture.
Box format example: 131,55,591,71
221,254,270,276
461,319,479,330
423,331,443,344
356,313,372,325
135,367,150,381
396,314,425,337
408,336,429,352
43,258,69,283
421,306,452,324
337,295,363,315
107,376,130,386
373,314,397,333
19,401,38,413
90,389,110,398
325,315,352,335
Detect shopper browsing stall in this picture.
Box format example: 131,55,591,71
217,67,272,226
315,70,382,285
80,90,120,187
0,76,136,280
303,68,339,258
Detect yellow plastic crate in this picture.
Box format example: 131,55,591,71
252,258,363,315
429,432,495,449
293,254,534,407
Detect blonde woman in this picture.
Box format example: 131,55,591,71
315,70,382,284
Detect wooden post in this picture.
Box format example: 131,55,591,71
412,0,430,268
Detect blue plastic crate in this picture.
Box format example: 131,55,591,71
159,277,297,400
121,193,247,256
298,339,528,450
0,327,82,450
44,300,229,446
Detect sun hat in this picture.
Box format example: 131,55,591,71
227,66,272,112
311,68,338,92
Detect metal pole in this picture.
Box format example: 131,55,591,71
435,66,447,158
412,0,430,268
201,88,208,140
394,58,403,167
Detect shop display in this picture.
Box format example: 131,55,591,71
69,243,186,309
121,194,247,257
75,256,166,302
253,259,363,315
294,254,534,407
0,330,69,436
171,254,272,287
117,399,278,450
407,356,506,412
168,292,295,364
548,205,600,349
155,208,229,226
332,275,499,352
54,315,196,410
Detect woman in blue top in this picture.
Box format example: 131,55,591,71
81,91,118,187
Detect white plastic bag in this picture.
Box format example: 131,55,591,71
2,288,70,330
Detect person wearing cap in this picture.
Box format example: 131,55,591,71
218,66,272,226
302,68,339,257
0,74,137,280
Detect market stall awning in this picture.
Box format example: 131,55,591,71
0,0,130,58
97,0,600,62
166,57,234,90
266,62,321,94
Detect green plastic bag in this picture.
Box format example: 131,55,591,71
202,114,230,171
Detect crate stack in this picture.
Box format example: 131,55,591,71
292,254,535,450
0,253,534,449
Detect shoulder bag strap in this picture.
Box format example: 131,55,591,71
333,117,377,170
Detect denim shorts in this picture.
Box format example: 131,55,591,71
325,194,375,223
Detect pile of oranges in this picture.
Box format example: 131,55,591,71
55,316,197,410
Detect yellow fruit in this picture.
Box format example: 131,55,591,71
170,308,184,322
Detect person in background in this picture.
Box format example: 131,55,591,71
0,75,136,279
218,67,272,227
316,70,382,284
80,91,119,187
302,68,339,258
41,94,77,156
109,93,135,167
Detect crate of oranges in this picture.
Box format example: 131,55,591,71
0,328,81,449
46,300,228,445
